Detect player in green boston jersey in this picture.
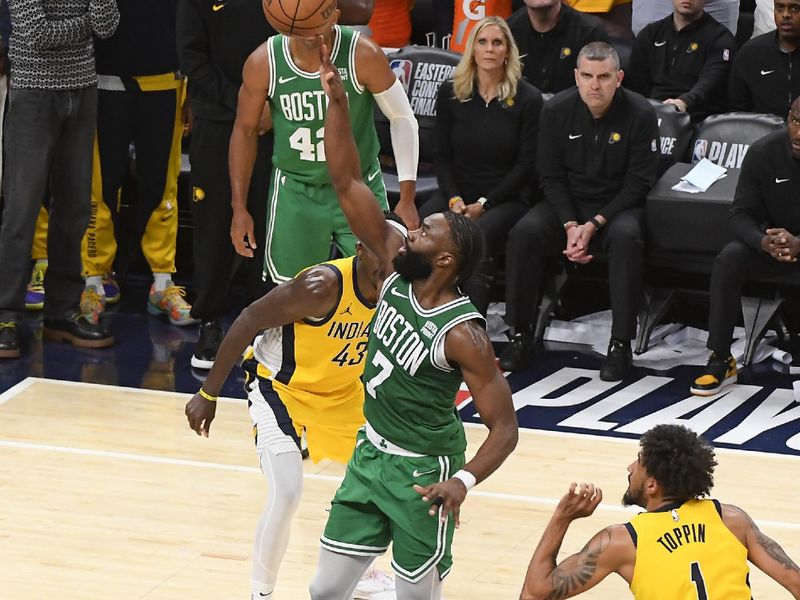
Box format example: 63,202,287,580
230,2,420,285
307,38,519,599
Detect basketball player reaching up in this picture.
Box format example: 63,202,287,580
308,38,519,600
185,217,408,600
520,424,800,599
230,0,420,289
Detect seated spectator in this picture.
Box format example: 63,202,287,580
566,0,633,38
368,0,413,48
501,41,659,380
507,0,610,94
451,0,513,52
419,15,541,316
632,0,739,36
626,0,736,121
0,0,118,360
692,98,800,396
754,0,777,37
729,0,800,118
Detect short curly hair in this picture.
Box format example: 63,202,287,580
639,424,718,502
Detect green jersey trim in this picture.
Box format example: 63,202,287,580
409,288,471,317
377,272,402,304
348,29,365,94
282,26,343,79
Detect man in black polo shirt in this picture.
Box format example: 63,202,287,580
507,0,610,94
729,0,800,118
692,98,800,396
501,41,659,381
625,0,735,121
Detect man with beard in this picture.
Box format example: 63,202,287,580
308,37,519,600
185,217,406,599
519,424,800,599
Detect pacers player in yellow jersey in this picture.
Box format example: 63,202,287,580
520,424,800,600
184,213,408,600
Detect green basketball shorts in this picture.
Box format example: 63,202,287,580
262,161,388,283
321,428,466,582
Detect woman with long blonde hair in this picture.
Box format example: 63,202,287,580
420,15,543,317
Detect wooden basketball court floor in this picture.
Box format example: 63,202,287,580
1,377,798,599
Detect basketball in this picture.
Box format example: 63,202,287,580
262,0,338,36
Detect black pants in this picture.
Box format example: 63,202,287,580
707,239,798,355
0,87,97,320
189,117,274,321
95,84,178,251
505,202,645,341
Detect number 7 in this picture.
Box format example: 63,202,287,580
365,349,393,397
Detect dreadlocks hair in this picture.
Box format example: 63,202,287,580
639,424,718,503
442,210,485,291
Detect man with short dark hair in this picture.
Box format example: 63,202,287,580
519,424,800,599
0,0,118,359
507,0,610,94
691,97,800,397
501,41,659,381
625,0,736,121
729,0,800,118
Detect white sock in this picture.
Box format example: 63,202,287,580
85,275,105,296
152,273,172,292
34,259,48,267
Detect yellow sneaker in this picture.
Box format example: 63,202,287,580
80,287,106,326
147,284,199,327
690,353,737,396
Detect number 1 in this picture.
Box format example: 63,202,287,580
690,562,708,600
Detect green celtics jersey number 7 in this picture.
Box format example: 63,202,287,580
363,272,484,457
267,25,380,185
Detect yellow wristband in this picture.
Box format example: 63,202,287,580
448,196,462,209
198,388,217,402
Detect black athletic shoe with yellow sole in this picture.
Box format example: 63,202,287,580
691,353,737,396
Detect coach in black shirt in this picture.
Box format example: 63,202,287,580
507,0,609,94
729,0,800,118
501,42,659,381
626,0,735,121
692,98,800,396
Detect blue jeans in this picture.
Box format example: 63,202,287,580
0,86,97,320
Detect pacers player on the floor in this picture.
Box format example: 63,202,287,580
185,217,407,600
520,424,800,599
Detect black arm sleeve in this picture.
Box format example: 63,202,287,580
598,107,660,221
433,83,459,200
538,102,576,224
485,91,542,206
624,28,653,97
177,0,239,113
727,53,751,112
729,150,768,250
679,32,735,110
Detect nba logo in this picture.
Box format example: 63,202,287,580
390,59,413,93
692,139,708,163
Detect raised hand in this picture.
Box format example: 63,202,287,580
318,36,346,102
554,482,603,521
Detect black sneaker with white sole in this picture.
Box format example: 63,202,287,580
691,353,737,396
191,320,223,369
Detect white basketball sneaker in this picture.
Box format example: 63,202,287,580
353,568,396,599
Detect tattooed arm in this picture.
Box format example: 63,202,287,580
722,504,800,597
520,483,635,600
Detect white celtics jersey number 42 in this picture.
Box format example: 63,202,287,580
289,126,326,162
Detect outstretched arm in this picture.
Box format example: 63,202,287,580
414,321,518,525
723,504,800,598
185,267,341,436
320,37,400,277
520,485,633,600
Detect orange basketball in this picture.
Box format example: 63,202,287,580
262,0,338,36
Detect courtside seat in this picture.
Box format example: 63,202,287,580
649,99,694,176
375,45,460,209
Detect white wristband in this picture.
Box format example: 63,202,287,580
453,469,476,491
